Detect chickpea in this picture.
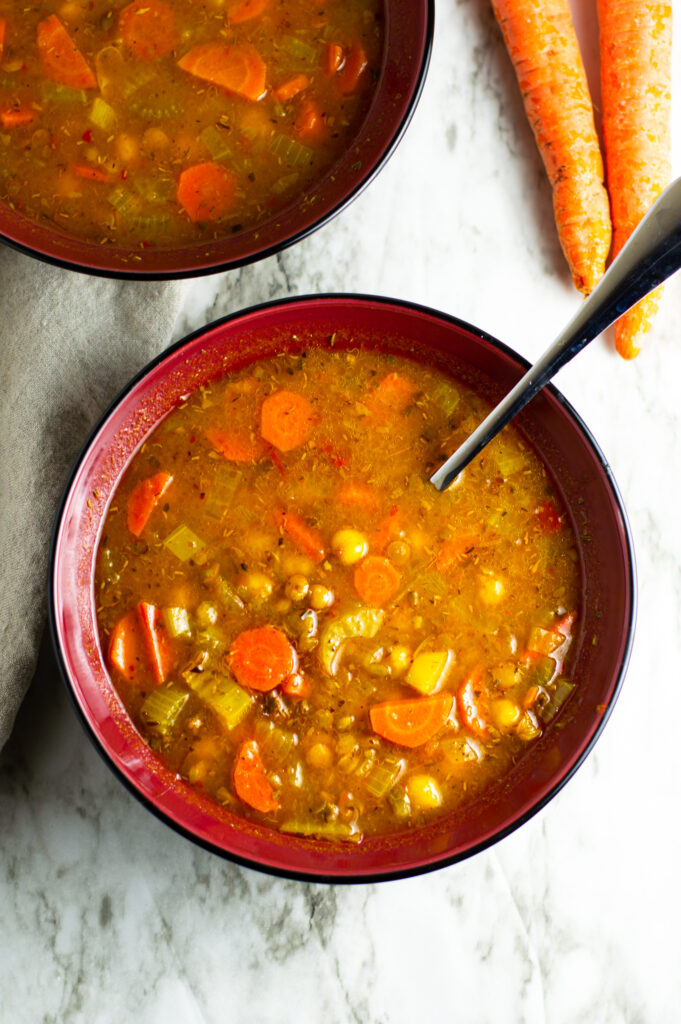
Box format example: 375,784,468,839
306,741,333,769
389,644,412,675
285,573,309,603
407,775,442,810
331,528,368,566
490,698,521,730
386,539,411,565
196,601,218,626
309,585,334,611
478,573,505,604
142,127,170,154
282,553,315,577
116,133,139,164
236,571,274,602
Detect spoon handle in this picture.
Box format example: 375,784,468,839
430,176,681,491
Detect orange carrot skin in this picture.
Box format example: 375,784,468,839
37,15,97,90
1,108,35,128
108,611,146,683
233,740,278,813
273,508,326,563
127,471,173,536
598,0,672,358
491,0,611,295
137,602,174,684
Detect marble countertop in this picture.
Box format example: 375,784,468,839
2,1,680,1021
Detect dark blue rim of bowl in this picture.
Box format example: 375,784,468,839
49,293,637,883
0,2,435,282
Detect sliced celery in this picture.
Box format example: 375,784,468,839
205,464,243,518
388,785,412,819
140,684,189,736
187,673,252,730
281,35,318,62
271,133,313,167
162,606,191,639
134,177,175,203
366,755,404,799
430,378,460,418
319,607,384,675
136,213,172,233
90,97,116,132
163,524,206,562
213,575,245,613
41,82,88,105
108,187,141,217
493,444,528,478
537,678,574,723
200,124,232,162
279,820,362,843
271,172,300,195
527,625,564,656
128,90,181,119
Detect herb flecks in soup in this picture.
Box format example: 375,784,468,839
0,1,382,248
95,346,580,843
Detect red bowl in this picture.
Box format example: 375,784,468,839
0,3,432,280
50,295,635,881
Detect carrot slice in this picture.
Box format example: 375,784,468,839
260,390,315,451
137,602,174,684
371,508,403,554
36,15,97,89
435,534,480,573
324,42,344,76
72,164,112,183
108,611,146,683
365,372,418,419
282,672,310,698
273,73,309,102
227,0,269,23
206,426,264,463
119,0,177,61
273,508,326,563
353,555,401,607
178,42,266,102
457,670,488,737
335,479,378,512
230,626,298,692
294,97,326,142
336,40,368,95
0,18,6,62
233,740,278,812
126,472,173,537
370,694,454,748
177,162,236,223
0,108,35,128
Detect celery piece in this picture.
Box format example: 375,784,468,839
90,96,116,132
537,678,574,724
262,726,295,761
366,756,404,799
430,379,460,418
319,607,384,675
271,133,313,168
493,444,528,478
213,575,245,613
162,606,191,639
406,650,453,695
388,785,412,819
525,653,557,688
414,571,450,600
204,465,243,519
108,187,141,217
41,81,88,105
271,172,299,195
163,524,206,562
135,213,171,234
128,90,181,119
134,177,175,203
200,124,232,162
279,820,362,843
281,35,318,62
187,673,252,730
140,684,189,736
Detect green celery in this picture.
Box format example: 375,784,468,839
162,606,191,639
279,820,362,843
90,97,116,132
366,756,404,799
163,524,206,562
140,684,189,736
187,673,252,730
271,134,313,167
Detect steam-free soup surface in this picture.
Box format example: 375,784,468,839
0,0,382,250
96,344,580,843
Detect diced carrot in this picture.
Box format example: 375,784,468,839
365,372,418,419
227,0,269,23
324,42,344,76
273,73,309,102
177,161,236,222
371,507,402,554
126,472,173,537
353,555,401,607
457,670,488,737
523,685,540,709
535,499,563,533
107,611,146,683
137,602,174,684
282,672,310,698
370,694,454,748
260,389,315,451
335,479,378,511
435,533,480,573
0,108,35,128
230,626,298,692
72,164,112,183
294,97,326,142
273,508,326,563
335,40,368,95
233,740,278,812
0,18,6,62
36,15,97,89
178,42,266,102
119,0,177,61
206,426,264,462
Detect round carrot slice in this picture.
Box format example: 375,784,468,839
233,740,278,813
119,0,177,60
177,162,236,223
230,626,297,692
353,555,401,607
260,390,315,452
369,694,454,748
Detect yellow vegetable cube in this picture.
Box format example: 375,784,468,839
406,650,452,694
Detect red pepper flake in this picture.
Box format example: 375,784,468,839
121,168,128,180
140,240,154,248
535,500,563,534
318,440,350,468
81,129,93,143
50,134,59,149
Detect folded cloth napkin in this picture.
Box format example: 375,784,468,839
0,245,187,750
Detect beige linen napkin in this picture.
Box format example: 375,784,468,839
0,245,187,750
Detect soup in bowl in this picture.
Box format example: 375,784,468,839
0,1,432,277
50,295,635,880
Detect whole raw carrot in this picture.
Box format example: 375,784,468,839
491,0,612,294
598,0,672,358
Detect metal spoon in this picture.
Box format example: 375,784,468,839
430,176,681,491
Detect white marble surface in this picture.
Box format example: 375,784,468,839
2,1,680,1021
